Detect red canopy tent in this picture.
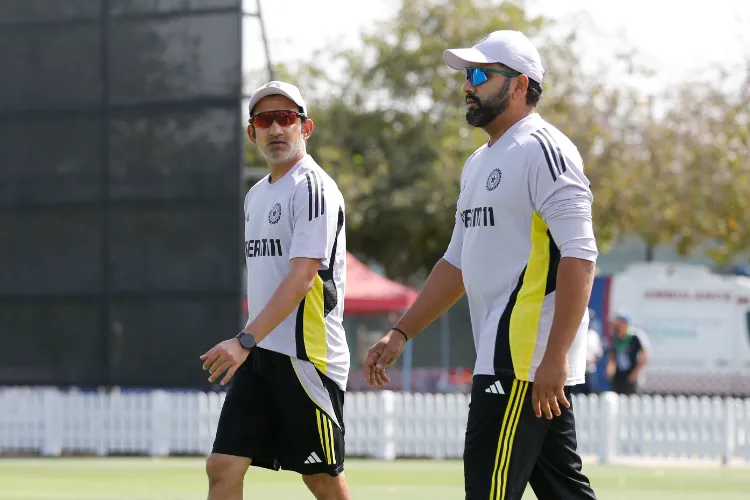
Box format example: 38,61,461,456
344,252,418,316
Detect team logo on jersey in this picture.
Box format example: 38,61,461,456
486,168,502,191
268,203,282,224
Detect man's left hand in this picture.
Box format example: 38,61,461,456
200,338,251,385
532,355,571,419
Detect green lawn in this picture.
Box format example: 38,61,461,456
0,457,748,499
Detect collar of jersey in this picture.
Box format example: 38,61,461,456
266,154,311,186
486,112,540,149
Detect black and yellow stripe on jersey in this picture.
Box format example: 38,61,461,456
494,211,560,381
491,126,568,381
294,205,345,375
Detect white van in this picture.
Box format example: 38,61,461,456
608,263,750,397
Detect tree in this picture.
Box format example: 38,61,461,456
258,0,637,280
249,0,746,279
666,63,750,266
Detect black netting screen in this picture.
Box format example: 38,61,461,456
107,298,238,386
0,211,102,295
109,13,240,103
109,108,239,199
0,118,102,204
0,1,101,24
108,207,238,293
0,0,243,388
0,26,102,111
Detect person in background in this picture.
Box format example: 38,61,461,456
606,311,650,395
572,309,603,395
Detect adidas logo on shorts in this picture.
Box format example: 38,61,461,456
485,381,505,395
304,451,323,464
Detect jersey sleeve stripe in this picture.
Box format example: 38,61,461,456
534,129,563,176
306,171,326,220
539,128,567,174
530,131,558,181
312,171,321,218
305,172,314,221
537,129,563,176
317,171,326,216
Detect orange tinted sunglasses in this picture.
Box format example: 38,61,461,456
249,110,305,128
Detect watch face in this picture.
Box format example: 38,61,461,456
240,333,255,349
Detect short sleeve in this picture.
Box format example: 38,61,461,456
289,170,342,270
527,130,598,262
634,329,651,352
443,208,464,270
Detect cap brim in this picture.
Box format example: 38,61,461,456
443,48,494,70
249,88,304,115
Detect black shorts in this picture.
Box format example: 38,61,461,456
612,375,638,395
211,347,345,476
464,374,597,500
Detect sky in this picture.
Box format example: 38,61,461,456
241,0,750,101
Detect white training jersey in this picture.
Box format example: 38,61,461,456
443,113,598,385
243,154,349,391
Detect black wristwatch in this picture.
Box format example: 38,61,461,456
235,331,257,350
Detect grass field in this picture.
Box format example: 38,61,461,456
0,457,748,499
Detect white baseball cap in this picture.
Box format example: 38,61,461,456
443,30,545,84
248,80,308,116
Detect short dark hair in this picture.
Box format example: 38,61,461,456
496,63,543,106
526,79,543,107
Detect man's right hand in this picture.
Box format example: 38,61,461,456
364,330,407,389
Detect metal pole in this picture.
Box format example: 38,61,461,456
255,0,275,81
99,0,112,387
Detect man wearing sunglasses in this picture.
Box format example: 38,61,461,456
365,31,599,499
201,81,351,500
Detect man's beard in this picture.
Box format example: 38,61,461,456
465,79,511,128
262,136,305,165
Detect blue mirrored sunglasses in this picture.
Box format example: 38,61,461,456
464,67,521,86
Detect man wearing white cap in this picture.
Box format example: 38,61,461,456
365,31,598,499
201,81,351,500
